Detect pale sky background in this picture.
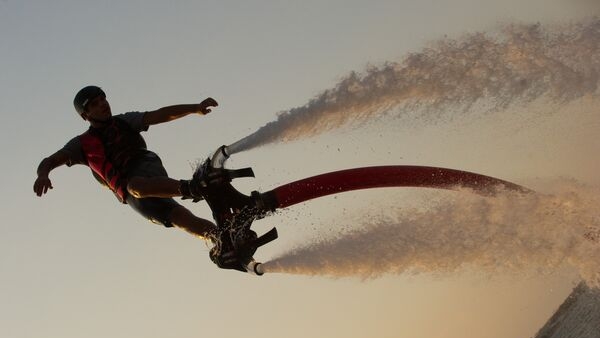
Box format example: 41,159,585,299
2,1,599,338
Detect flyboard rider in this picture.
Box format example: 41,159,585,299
34,86,236,264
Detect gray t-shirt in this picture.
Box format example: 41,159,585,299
61,112,149,167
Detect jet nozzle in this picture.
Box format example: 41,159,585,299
210,145,230,169
245,261,264,276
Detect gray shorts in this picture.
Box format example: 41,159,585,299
125,153,181,228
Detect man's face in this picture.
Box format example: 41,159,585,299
84,94,112,122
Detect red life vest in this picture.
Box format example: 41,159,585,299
79,117,148,203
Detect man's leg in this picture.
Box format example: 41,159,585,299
126,177,216,239
127,176,182,198
169,206,216,240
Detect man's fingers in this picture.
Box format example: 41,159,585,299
34,179,52,196
201,97,218,107
206,97,218,106
34,181,42,196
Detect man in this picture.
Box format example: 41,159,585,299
34,86,219,241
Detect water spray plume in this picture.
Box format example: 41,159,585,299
228,19,600,154
263,184,600,285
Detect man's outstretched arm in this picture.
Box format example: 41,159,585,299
143,97,218,126
34,150,69,197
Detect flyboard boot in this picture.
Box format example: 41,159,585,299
180,146,278,275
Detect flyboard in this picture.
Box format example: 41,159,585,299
191,146,530,275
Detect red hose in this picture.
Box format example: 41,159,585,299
269,166,528,209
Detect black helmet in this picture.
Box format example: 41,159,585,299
73,86,105,119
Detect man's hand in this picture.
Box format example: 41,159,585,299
198,97,218,115
34,152,67,197
34,176,53,197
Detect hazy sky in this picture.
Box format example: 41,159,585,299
2,1,599,338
